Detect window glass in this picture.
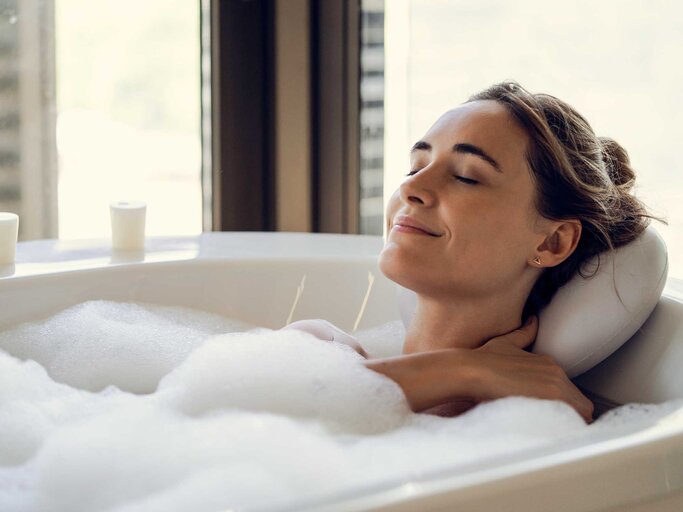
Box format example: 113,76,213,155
56,0,201,239
385,0,683,277
0,0,202,241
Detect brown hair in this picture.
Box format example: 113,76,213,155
467,81,665,319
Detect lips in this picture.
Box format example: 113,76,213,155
393,215,442,236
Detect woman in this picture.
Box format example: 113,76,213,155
293,81,659,424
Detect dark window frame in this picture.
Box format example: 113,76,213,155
208,0,277,232
206,0,362,234
310,0,360,234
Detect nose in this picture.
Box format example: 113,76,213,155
399,164,441,207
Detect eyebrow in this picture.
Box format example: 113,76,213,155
410,140,503,173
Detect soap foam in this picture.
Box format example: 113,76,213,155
0,350,137,466
0,301,681,512
0,301,253,394
157,329,411,434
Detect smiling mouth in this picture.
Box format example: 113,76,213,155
392,224,440,237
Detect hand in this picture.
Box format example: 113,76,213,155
282,319,369,358
468,316,594,423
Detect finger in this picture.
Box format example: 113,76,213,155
503,315,538,349
574,393,595,423
574,398,594,424
563,382,594,423
561,392,590,423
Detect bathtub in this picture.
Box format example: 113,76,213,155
1,232,682,512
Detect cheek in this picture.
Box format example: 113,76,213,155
480,206,538,282
442,197,535,278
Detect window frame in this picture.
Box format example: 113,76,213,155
207,0,363,234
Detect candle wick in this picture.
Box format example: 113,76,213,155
353,272,375,332
285,274,306,326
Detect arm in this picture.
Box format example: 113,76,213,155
284,316,593,421
284,319,478,411
364,316,594,423
362,349,475,412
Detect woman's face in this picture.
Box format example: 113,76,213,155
379,100,544,299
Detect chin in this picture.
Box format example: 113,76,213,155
378,245,423,292
378,244,401,281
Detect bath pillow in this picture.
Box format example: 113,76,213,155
397,224,668,378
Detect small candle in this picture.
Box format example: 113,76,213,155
0,212,19,265
110,201,146,251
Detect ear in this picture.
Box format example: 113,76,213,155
533,219,582,268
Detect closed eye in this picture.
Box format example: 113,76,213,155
405,169,478,186
454,176,478,185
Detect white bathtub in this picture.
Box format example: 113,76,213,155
1,232,682,512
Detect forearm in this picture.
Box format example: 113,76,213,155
362,349,475,412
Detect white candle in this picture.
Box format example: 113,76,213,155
110,201,146,251
0,212,19,265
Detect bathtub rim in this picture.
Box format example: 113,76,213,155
292,401,683,512
1,232,387,281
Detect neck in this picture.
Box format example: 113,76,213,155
402,288,529,354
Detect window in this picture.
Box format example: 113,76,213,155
383,0,683,277
359,0,384,235
0,0,202,241
0,0,56,240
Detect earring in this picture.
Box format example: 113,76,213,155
533,257,541,265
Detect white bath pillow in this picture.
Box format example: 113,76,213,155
397,224,668,378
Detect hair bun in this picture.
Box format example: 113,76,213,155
599,136,636,191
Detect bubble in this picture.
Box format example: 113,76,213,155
157,328,411,435
0,301,253,394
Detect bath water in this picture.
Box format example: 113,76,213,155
0,301,680,512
